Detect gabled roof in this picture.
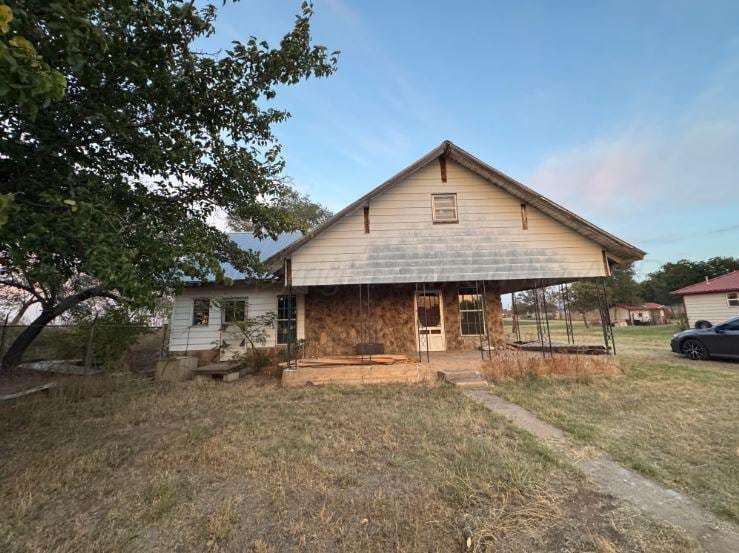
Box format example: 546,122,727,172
614,302,666,310
266,141,645,269
671,270,739,296
187,231,302,283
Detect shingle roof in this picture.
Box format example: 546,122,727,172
671,270,739,296
186,231,302,283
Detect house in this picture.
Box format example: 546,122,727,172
671,270,739,328
168,141,644,361
610,302,668,325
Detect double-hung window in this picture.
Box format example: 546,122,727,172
222,298,247,323
458,287,485,336
277,295,297,345
192,298,210,326
728,292,739,307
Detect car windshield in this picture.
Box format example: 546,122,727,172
717,316,739,327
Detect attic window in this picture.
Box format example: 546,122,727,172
431,193,458,223
728,292,739,307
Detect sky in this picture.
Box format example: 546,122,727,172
203,0,738,279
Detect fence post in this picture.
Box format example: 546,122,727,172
84,316,98,372
159,323,169,360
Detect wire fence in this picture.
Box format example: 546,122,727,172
0,322,169,374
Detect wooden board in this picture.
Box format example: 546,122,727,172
0,382,57,402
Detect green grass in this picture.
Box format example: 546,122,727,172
0,376,697,552
498,319,739,522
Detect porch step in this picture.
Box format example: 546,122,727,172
437,369,489,390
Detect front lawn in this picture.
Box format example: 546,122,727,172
498,320,739,522
0,376,696,552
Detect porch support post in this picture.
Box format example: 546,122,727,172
481,280,492,361
366,283,372,364
476,280,484,360
358,283,364,364
596,278,616,355
415,282,422,363
541,284,553,357
532,282,545,358
422,282,430,363
561,283,575,344
511,292,521,343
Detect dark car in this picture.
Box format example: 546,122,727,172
670,316,739,360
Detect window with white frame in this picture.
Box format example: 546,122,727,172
192,298,210,326
728,292,739,307
431,193,458,223
222,298,247,323
458,287,485,336
277,295,297,345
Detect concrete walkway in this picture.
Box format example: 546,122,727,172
464,389,739,553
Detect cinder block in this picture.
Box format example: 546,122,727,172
222,371,240,382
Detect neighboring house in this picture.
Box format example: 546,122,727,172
610,303,668,325
671,270,739,328
168,141,644,361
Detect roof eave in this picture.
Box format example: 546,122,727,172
265,140,646,268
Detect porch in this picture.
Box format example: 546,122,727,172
281,350,489,388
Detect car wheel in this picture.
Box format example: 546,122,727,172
682,339,708,360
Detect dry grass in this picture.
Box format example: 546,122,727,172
497,321,739,523
0,376,699,552
481,350,620,383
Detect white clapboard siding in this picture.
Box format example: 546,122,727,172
169,284,304,352
684,293,739,328
290,159,608,286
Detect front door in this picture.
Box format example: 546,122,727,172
415,290,445,351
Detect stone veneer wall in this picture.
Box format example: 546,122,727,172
304,282,505,357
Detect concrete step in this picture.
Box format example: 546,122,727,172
437,369,480,380
437,369,489,390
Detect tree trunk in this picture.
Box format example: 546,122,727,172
581,312,589,328
0,286,109,372
0,309,56,371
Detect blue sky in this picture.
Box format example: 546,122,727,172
206,1,738,279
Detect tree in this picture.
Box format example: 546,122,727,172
640,257,739,305
607,263,642,305
0,1,338,371
229,185,333,233
569,280,600,327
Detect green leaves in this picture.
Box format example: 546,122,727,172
1,0,337,337
0,4,12,34
0,193,13,229
0,1,105,116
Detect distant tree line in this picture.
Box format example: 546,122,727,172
513,256,739,323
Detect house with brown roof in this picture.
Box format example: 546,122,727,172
168,141,644,361
671,270,739,328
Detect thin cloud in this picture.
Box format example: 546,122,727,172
529,48,739,222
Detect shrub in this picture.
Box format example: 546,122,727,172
481,350,619,383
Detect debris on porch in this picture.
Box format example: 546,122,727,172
510,341,609,355
278,354,408,369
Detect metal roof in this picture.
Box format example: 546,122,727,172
187,231,302,283
671,270,739,296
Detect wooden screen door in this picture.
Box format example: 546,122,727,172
415,290,445,351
